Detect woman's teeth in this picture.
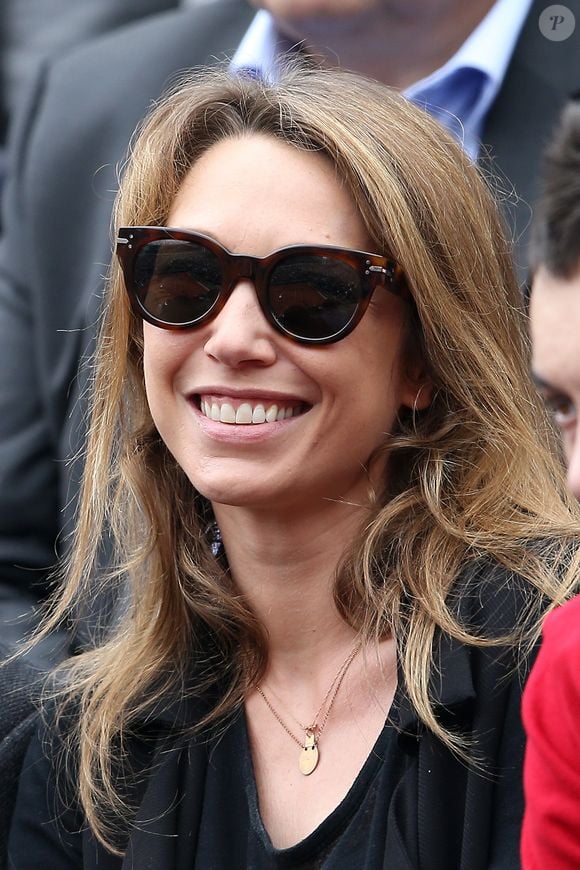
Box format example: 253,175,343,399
199,398,302,425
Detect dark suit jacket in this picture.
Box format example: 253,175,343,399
0,0,578,616
6,561,536,869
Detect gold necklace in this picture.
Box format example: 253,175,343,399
256,640,362,776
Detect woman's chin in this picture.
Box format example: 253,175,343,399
192,477,281,511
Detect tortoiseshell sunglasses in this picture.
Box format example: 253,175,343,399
116,227,406,345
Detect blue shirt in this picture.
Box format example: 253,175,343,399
231,0,533,160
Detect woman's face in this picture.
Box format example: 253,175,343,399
142,134,427,513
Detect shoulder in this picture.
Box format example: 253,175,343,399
6,696,170,868
16,0,254,192
6,706,85,868
450,557,536,638
0,645,41,740
0,652,41,865
40,0,254,97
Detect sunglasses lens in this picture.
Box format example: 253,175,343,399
133,239,222,325
268,255,362,340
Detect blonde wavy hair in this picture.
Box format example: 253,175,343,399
35,63,580,849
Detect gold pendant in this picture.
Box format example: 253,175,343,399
299,730,319,775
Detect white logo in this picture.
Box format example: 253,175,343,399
539,5,576,41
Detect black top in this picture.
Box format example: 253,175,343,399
196,711,398,869
8,708,399,870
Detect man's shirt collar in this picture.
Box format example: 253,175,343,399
230,9,291,81
406,0,533,158
230,0,533,159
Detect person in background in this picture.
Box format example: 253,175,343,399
0,0,178,661
0,0,178,201
7,62,580,870
528,99,580,500
1,0,578,653
522,98,580,869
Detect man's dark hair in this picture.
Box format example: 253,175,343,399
530,98,580,279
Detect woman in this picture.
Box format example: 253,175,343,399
7,63,580,869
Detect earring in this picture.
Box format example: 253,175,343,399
205,520,223,557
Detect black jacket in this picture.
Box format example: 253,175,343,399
8,562,535,869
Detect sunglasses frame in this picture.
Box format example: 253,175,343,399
116,226,407,345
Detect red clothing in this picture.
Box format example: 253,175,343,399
522,596,580,868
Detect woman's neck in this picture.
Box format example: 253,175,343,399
213,498,366,679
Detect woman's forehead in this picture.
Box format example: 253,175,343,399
167,135,373,257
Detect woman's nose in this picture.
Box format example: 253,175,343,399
202,281,277,369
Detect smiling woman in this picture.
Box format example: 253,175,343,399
7,63,580,870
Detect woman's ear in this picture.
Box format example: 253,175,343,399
400,356,434,412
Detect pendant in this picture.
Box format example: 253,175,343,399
299,730,319,775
